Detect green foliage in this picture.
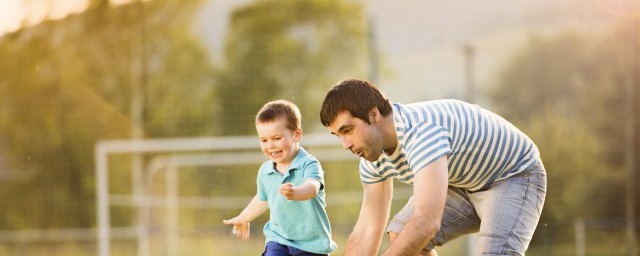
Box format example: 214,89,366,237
527,112,623,230
0,0,213,229
215,0,368,135
489,20,640,244
490,32,591,122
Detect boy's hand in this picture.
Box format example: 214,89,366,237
222,217,250,240
279,182,296,200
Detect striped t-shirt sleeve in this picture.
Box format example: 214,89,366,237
404,122,452,174
358,159,386,184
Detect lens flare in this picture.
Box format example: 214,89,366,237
594,0,640,19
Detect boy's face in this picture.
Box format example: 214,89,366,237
256,118,302,167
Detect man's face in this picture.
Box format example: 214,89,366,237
328,111,384,161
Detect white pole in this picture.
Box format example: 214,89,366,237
167,164,178,256
466,234,477,255
134,139,146,256
575,218,585,256
96,146,110,256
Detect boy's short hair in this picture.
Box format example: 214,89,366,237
320,79,392,126
256,100,302,131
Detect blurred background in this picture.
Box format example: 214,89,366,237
0,0,639,255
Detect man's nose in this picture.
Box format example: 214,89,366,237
340,137,352,150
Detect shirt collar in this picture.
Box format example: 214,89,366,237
265,146,308,175
392,103,407,138
383,103,406,159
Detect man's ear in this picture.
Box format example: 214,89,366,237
369,108,380,123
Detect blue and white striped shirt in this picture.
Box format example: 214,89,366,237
359,100,540,192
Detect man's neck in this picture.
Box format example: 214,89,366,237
381,113,398,155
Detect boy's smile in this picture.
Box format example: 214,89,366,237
256,118,302,170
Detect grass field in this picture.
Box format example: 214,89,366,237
0,229,636,255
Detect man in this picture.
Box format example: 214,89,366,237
320,79,546,256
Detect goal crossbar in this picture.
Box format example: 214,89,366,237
95,134,344,256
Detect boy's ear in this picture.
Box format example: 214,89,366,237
294,129,302,142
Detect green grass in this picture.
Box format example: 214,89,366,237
0,229,636,255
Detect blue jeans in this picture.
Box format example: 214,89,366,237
387,161,547,255
262,241,328,256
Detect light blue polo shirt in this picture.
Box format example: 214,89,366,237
257,147,337,254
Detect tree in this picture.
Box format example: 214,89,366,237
0,0,214,229
215,0,368,135
488,20,640,244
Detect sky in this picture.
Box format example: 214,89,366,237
0,0,136,36
0,0,25,35
0,0,87,35
1,0,635,104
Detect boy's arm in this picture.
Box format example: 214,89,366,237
222,195,268,240
382,155,448,255
344,178,394,256
236,194,269,221
279,179,321,201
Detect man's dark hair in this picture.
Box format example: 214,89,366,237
320,79,392,126
256,100,302,131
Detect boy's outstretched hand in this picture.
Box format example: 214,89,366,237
222,217,251,240
279,182,296,200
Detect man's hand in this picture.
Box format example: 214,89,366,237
344,178,394,256
382,156,448,255
222,217,251,240
279,182,296,200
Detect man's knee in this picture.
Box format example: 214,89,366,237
388,232,438,256
420,249,438,256
476,232,524,255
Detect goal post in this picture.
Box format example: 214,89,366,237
94,134,351,256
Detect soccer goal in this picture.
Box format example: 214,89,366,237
94,133,361,256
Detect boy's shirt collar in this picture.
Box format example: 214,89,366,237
266,146,307,175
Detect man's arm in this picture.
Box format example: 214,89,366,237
344,178,394,256
382,156,448,255
279,179,321,201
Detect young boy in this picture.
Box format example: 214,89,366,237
223,100,337,256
